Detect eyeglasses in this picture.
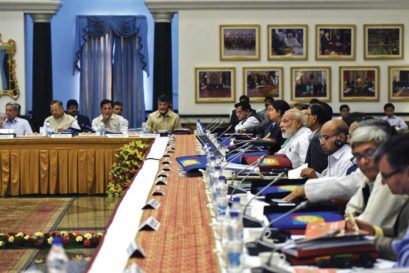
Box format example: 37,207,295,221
319,133,337,142
350,149,376,165
381,167,404,180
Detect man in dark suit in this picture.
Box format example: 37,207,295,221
304,102,333,173
66,99,92,132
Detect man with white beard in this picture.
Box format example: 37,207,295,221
275,108,311,168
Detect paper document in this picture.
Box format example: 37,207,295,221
288,163,308,179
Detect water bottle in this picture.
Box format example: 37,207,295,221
98,122,106,136
44,120,52,136
210,165,221,190
215,176,228,219
225,211,243,273
141,122,147,134
231,197,242,219
46,237,68,273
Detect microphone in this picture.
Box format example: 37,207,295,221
222,144,254,168
205,117,221,130
210,120,225,133
228,155,267,200
241,172,286,227
246,200,309,256
207,119,222,132
215,125,233,141
224,141,251,157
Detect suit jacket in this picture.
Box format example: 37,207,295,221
77,114,91,131
376,199,409,260
305,129,328,173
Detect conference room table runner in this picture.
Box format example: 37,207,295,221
134,135,219,273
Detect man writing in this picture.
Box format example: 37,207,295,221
146,95,180,133
66,99,91,132
0,102,32,136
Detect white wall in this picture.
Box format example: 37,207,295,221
0,11,25,114
178,9,409,116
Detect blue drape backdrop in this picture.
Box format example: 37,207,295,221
74,16,149,128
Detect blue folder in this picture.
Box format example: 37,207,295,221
266,211,344,230
176,155,207,173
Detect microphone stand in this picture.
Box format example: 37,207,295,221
221,143,254,168
215,125,233,141
207,118,222,131
228,155,267,200
205,117,220,130
241,172,286,227
210,121,225,134
245,201,309,256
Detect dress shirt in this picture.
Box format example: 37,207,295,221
275,126,311,168
382,115,408,131
44,113,80,132
92,114,128,132
394,219,409,267
2,117,33,136
234,116,260,132
146,110,180,133
305,168,363,203
346,173,408,232
321,144,353,177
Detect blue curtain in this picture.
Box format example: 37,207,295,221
74,16,149,128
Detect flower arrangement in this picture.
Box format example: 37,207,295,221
0,231,103,249
107,140,150,199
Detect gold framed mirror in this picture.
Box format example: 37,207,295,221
0,34,19,100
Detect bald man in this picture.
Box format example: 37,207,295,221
300,119,353,179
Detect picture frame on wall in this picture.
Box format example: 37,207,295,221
290,66,331,102
388,66,409,102
243,67,283,102
195,67,236,103
316,24,356,60
220,24,260,61
364,24,404,60
339,66,380,102
267,24,308,60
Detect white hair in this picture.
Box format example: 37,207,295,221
285,108,307,126
350,126,389,149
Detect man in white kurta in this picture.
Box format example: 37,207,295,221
275,109,311,168
92,99,128,133
44,100,80,132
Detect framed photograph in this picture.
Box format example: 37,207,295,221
316,24,356,60
339,66,380,102
364,24,404,60
220,24,260,61
267,24,308,60
290,66,331,102
243,67,283,102
195,67,236,103
388,66,409,102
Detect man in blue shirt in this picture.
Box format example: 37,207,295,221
0,102,33,136
375,134,409,267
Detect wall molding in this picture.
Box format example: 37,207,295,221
145,0,409,12
0,0,61,14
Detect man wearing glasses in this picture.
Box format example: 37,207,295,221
299,119,353,179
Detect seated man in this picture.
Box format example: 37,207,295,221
276,108,311,168
44,100,80,132
345,134,409,261
66,99,91,131
283,125,389,203
374,134,409,266
301,119,352,178
229,95,257,130
382,102,408,131
256,96,274,122
113,101,124,116
146,95,180,133
234,102,260,132
0,102,32,136
92,99,128,133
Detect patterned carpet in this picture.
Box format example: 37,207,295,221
0,197,74,273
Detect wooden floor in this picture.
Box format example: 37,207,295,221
0,196,115,272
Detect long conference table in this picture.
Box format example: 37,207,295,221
0,136,153,196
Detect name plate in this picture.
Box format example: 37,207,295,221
106,134,128,138
127,241,146,258
162,158,172,165
161,166,171,172
152,186,165,196
139,133,159,138
155,177,168,185
139,216,161,231
162,154,170,158
157,170,169,177
0,134,15,138
51,133,72,138
124,262,145,273
142,198,160,210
